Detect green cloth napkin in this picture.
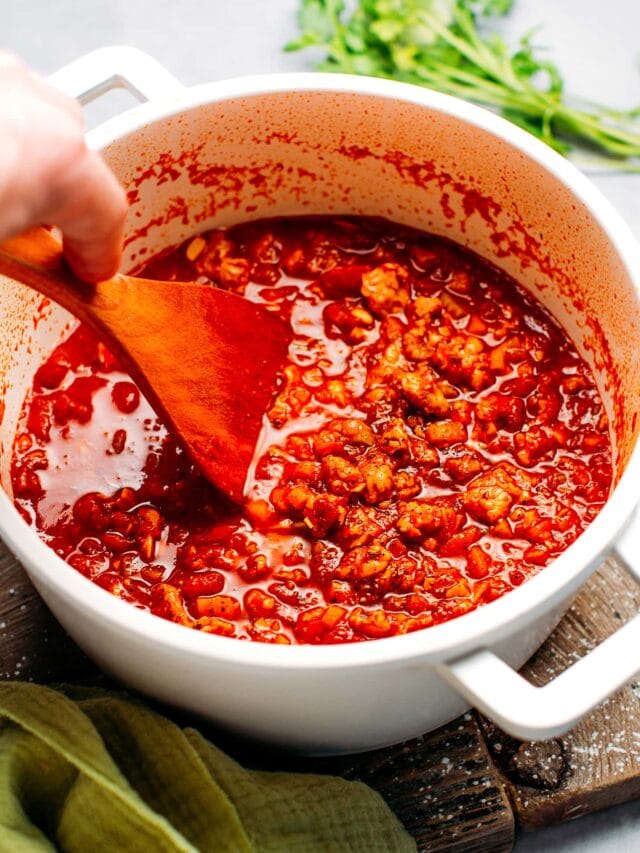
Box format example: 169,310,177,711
0,682,415,852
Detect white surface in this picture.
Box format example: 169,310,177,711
2,0,640,848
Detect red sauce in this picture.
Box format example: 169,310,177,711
11,217,612,644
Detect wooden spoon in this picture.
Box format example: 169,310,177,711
0,227,291,503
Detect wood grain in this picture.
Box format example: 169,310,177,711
314,718,515,852
481,555,640,830
0,542,93,683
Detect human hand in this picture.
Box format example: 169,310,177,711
0,52,127,282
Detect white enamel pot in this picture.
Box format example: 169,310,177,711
1,47,640,754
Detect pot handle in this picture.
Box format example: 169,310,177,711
438,509,640,741
47,46,184,105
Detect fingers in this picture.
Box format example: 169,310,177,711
42,149,128,282
0,52,127,282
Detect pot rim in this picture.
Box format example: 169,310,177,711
2,71,639,671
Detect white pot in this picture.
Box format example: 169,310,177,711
1,47,640,754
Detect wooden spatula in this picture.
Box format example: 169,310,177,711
0,227,291,503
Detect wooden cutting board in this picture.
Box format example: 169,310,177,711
1,540,639,851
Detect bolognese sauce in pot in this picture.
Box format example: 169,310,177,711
11,216,612,644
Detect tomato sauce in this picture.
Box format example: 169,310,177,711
11,217,612,644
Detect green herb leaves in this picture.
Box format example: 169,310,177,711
286,0,640,168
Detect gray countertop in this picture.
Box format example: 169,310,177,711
3,0,640,849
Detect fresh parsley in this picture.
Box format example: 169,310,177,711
285,0,640,168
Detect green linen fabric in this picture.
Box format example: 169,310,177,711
0,682,415,852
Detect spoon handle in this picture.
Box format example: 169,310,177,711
0,228,105,327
